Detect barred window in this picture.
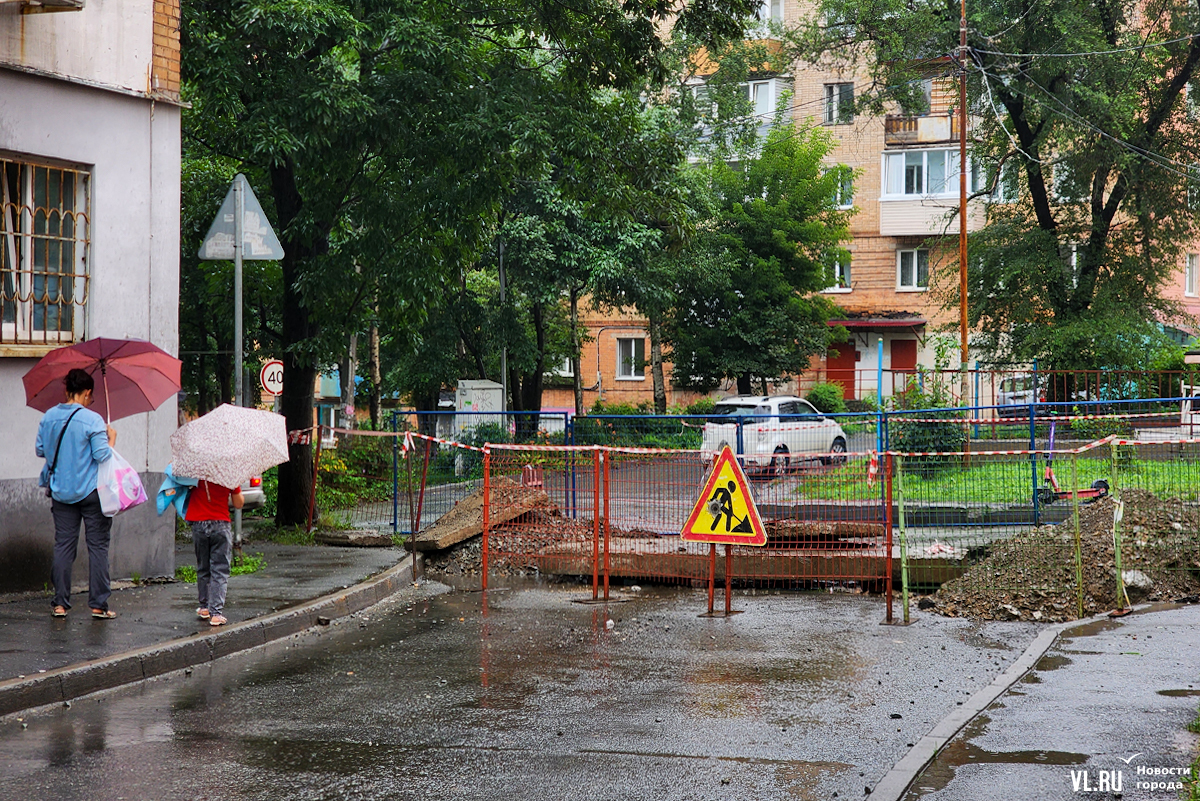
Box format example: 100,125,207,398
1,156,90,346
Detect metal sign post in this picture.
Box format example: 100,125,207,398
198,174,284,548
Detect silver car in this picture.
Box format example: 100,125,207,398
701,395,848,474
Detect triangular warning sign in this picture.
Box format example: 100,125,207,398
681,446,767,546
198,174,285,261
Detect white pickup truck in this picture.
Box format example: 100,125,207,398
700,395,848,474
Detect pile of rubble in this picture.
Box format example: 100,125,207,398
931,490,1200,622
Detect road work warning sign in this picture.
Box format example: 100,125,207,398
681,446,767,546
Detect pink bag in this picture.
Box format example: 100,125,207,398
97,449,148,517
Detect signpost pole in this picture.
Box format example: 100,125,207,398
233,176,245,549
724,544,732,615
707,543,716,614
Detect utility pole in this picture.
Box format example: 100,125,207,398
958,0,970,411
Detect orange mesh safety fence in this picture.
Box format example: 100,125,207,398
481,445,893,601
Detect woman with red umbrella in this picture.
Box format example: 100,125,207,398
26,337,181,619
35,369,119,619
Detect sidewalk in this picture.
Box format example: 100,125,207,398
0,539,413,716
889,602,1200,800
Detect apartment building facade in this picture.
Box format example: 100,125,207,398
0,0,182,589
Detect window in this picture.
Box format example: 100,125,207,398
988,162,1019,203
616,337,646,380
823,83,854,125
1187,81,1199,121
1,156,90,345
901,78,933,116
756,0,782,22
1188,254,1198,298
750,80,775,119
824,255,851,292
897,249,929,290
546,356,573,376
1052,161,1087,203
1188,163,1200,212
883,149,974,197
829,166,854,209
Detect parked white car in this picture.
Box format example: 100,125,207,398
700,395,848,473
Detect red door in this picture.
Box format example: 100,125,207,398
891,340,918,390
826,344,857,400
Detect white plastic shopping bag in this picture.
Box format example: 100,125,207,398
97,449,149,517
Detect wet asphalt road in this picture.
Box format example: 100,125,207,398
905,603,1200,801
1,581,1044,801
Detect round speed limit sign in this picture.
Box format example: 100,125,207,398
260,359,284,396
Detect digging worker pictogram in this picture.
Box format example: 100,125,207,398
706,479,753,533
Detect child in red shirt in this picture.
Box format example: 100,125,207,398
185,480,243,626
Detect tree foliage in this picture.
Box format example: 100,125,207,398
665,125,853,393
799,0,1200,369
182,0,758,523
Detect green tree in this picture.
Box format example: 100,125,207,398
183,0,758,524
665,125,853,394
799,0,1200,371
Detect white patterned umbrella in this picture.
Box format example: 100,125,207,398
170,404,288,489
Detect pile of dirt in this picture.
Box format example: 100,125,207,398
423,511,592,578
932,490,1200,622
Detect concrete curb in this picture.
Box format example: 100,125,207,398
868,609,1137,800
0,554,417,719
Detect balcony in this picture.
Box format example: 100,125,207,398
1,0,85,12
884,114,960,146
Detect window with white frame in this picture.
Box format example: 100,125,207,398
883,149,976,197
756,0,782,22
823,83,854,125
1187,254,1198,298
829,165,854,209
824,255,851,292
546,355,573,376
750,80,776,119
1,157,90,346
1187,81,1199,121
616,337,646,379
897,248,929,290
988,162,1019,203
1188,163,1200,212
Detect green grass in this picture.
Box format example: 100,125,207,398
797,457,1199,504
174,552,266,584
251,525,315,546
1183,707,1200,800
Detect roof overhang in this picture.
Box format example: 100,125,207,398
827,318,927,329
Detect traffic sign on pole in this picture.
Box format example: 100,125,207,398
260,359,284,396
681,446,767,546
197,174,284,261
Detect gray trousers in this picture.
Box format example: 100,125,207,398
191,520,232,616
51,490,113,611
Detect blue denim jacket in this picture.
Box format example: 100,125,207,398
35,404,112,504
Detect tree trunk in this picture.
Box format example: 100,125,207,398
340,332,357,430
367,319,381,430
737,373,752,395
270,160,320,528
649,312,666,414
570,287,583,416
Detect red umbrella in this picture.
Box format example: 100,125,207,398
23,338,182,422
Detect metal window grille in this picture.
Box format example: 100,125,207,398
0,156,90,345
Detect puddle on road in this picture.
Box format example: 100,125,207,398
1062,618,1122,639
903,716,1088,799
1035,654,1072,671
1157,689,1200,697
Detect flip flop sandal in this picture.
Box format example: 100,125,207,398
91,609,117,619
51,606,67,618
196,607,211,620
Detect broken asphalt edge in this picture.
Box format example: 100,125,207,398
0,553,420,719
868,605,1147,800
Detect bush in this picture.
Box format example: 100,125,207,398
682,396,717,416
890,377,966,476
806,383,846,414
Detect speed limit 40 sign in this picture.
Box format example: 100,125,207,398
260,359,284,396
